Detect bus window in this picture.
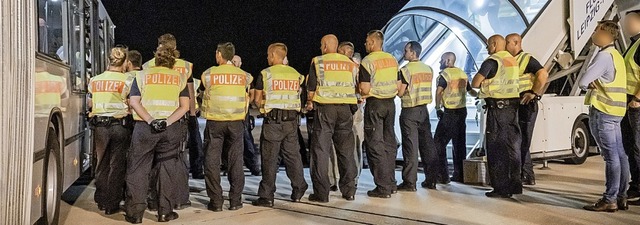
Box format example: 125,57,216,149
37,0,68,63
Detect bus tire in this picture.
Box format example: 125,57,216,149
42,122,62,225
565,121,590,165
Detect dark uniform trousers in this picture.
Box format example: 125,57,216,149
204,120,245,207
148,119,189,209
244,114,261,173
400,105,436,185
125,121,183,217
622,95,640,193
518,94,538,182
310,104,357,200
188,115,204,176
434,108,467,182
258,110,308,200
364,98,397,194
485,98,523,195
93,120,131,210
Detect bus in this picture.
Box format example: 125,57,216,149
31,0,114,224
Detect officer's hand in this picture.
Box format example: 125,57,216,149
305,101,314,111
436,109,444,120
629,101,640,109
150,119,168,133
520,93,537,105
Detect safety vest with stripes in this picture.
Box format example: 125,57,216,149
400,61,433,108
144,58,193,81
361,51,399,99
132,67,187,120
441,67,468,109
312,53,358,104
625,39,640,95
89,71,134,118
585,47,628,117
516,52,535,92
201,64,252,121
479,51,520,99
261,64,304,113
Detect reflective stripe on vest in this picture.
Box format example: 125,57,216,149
625,40,640,95
585,47,628,117
89,71,134,118
361,51,398,99
202,64,252,121
441,67,468,109
479,51,520,99
400,61,433,108
132,67,187,120
262,65,303,113
516,52,534,91
312,53,358,104
35,72,67,115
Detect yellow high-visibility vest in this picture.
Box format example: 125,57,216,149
441,67,468,109
143,58,193,81
201,64,252,121
516,52,535,92
88,71,134,118
132,67,187,120
400,61,433,108
361,51,398,99
479,51,520,99
35,72,67,115
585,47,628,117
625,39,640,95
261,64,304,113
312,53,357,104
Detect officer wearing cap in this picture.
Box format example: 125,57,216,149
89,46,134,215
306,34,359,202
505,33,549,186
252,43,308,207
201,42,252,212
124,46,190,223
471,34,522,198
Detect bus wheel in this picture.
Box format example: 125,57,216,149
565,121,590,165
42,122,62,225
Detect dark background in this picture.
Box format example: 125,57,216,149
103,0,408,78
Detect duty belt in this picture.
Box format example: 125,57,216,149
90,116,127,127
484,98,520,109
263,109,298,124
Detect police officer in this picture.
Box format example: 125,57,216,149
232,55,261,176
201,42,252,211
359,30,400,198
622,10,640,200
581,21,629,212
124,46,190,223
306,34,358,202
143,34,195,210
396,41,437,191
126,50,142,73
433,52,477,183
89,47,134,215
252,43,308,207
471,35,522,198
505,33,549,186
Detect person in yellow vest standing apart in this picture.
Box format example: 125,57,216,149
143,33,195,210
471,35,522,198
201,42,252,212
505,33,549,186
252,43,308,207
395,41,436,191
124,46,190,223
88,47,134,215
621,10,640,201
358,30,400,198
305,34,358,202
580,21,630,212
432,52,478,185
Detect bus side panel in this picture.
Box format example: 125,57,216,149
30,161,44,225
531,96,589,157
61,90,85,191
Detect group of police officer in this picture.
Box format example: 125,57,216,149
86,14,640,222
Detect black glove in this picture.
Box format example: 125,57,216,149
436,109,444,120
150,119,167,133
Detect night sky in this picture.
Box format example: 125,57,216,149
103,0,408,78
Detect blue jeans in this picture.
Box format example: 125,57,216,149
589,107,629,203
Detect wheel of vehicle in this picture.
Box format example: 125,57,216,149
565,121,590,165
42,122,62,225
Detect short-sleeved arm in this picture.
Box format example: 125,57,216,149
437,76,447,89
525,56,544,75
398,71,408,85
254,72,264,90
130,78,141,97
307,62,318,91
477,59,498,79
358,64,371,82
